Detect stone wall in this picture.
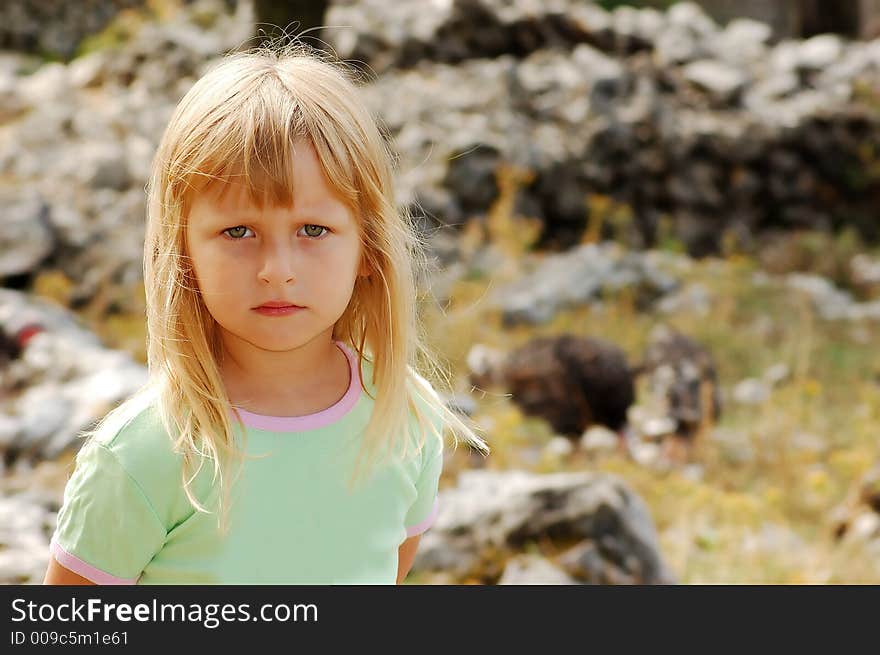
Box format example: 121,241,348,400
327,1,880,255
698,0,800,38
0,0,147,60
698,0,880,39
5,1,880,260
0,0,240,60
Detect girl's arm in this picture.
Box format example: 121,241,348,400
43,555,97,585
396,534,421,584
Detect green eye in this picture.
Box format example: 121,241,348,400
222,225,327,240
224,226,250,239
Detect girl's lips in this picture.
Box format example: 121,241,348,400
253,305,304,316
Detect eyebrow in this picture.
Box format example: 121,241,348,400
207,207,352,225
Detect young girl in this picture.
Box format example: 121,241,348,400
42,41,489,585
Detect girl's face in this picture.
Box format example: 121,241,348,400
185,140,369,354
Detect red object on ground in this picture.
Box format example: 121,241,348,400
14,323,44,348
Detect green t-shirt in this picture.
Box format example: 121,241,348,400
49,341,444,584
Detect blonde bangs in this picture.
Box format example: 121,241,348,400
168,61,362,221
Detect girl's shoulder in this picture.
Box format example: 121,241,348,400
79,387,183,500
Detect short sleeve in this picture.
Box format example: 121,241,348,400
403,428,444,538
50,440,167,584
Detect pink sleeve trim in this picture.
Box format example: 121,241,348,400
405,496,440,537
50,537,139,585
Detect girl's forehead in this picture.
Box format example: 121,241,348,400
197,140,349,214
192,175,353,225
201,178,273,212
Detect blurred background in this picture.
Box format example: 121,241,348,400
1,0,879,584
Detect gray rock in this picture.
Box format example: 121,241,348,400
67,50,111,89
846,513,880,544
580,426,620,453
0,493,53,584
571,43,629,113
17,62,71,107
0,70,27,123
732,378,770,405
654,26,705,67
74,141,132,191
0,288,148,464
490,242,679,326
68,96,122,140
851,254,880,285
818,42,876,86
326,0,616,73
14,384,74,454
629,441,661,467
558,541,628,583
769,39,805,74
610,5,666,51
546,436,575,458
682,59,748,103
498,554,579,584
786,273,880,321
655,282,711,316
0,288,100,342
710,18,771,66
0,191,56,277
743,71,800,110
639,416,677,440
413,468,676,584
666,2,718,37
652,2,717,67
124,132,155,186
632,7,666,44
0,414,18,451
762,363,790,387
3,331,148,462
798,34,845,71
465,342,507,391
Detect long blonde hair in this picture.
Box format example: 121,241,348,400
82,41,489,534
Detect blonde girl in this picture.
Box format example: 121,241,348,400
43,41,489,585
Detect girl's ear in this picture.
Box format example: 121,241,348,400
358,258,371,278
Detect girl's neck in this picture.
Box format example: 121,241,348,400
221,338,353,417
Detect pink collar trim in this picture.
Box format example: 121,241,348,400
228,340,363,432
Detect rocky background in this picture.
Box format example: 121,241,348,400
1,0,879,584
328,0,880,256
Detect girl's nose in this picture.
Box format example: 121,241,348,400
258,243,296,284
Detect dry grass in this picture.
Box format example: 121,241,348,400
421,166,880,583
